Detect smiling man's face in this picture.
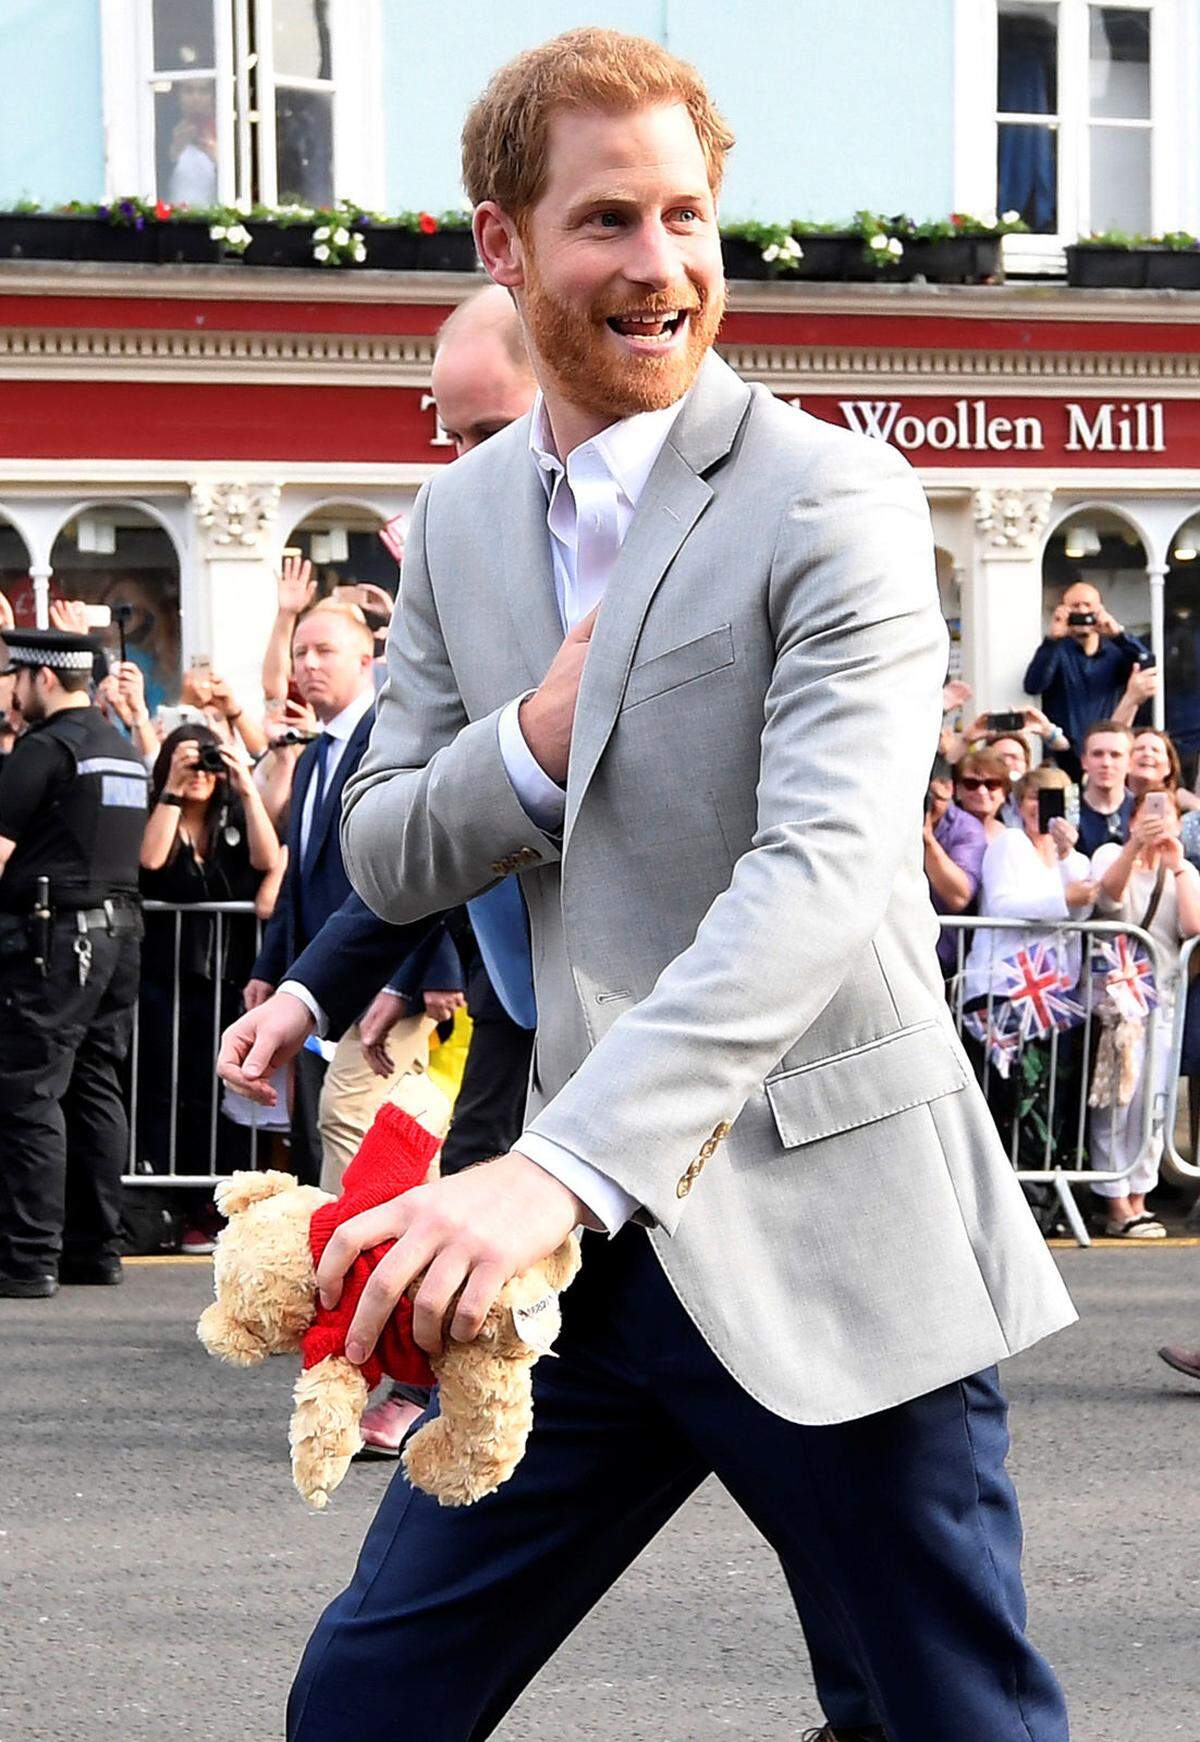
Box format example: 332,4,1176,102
511,102,725,434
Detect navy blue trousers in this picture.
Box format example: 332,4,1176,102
288,1228,1068,1741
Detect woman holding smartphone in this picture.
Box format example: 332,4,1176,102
1088,785,1200,1236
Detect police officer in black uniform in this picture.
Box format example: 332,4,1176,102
0,627,148,1298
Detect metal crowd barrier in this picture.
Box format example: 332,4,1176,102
122,899,268,1186
940,915,1180,1247
1159,931,1200,1183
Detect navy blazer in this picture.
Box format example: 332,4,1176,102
284,890,442,1038
252,707,431,1017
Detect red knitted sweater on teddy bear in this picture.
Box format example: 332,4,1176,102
303,1103,440,1393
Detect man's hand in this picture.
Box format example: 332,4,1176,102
423,988,466,1025
0,589,14,632
241,977,276,1011
1048,603,1071,639
518,606,600,784
1095,606,1123,638
113,660,148,725
359,988,408,1080
219,989,314,1105
49,597,91,635
1123,663,1158,706
315,1153,586,1360
278,553,316,616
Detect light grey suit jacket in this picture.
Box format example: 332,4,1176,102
343,351,1076,1423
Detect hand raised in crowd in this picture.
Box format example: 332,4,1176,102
49,597,91,635
941,678,972,715
101,660,150,728
1094,605,1122,637
207,674,241,720
359,989,409,1080
1123,662,1158,706
1158,832,1186,875
278,552,316,616
219,989,316,1105
0,588,14,632
1048,817,1079,860
217,745,254,796
423,988,466,1025
519,604,600,785
164,738,203,795
268,697,319,746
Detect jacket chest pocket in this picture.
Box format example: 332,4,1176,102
622,623,734,710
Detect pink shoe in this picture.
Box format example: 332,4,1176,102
357,1395,425,1459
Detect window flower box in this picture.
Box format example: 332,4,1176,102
0,213,160,264
1067,238,1200,290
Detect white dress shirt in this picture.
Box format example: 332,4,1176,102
278,682,375,1028
499,390,690,1232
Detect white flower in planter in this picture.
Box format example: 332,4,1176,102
352,238,367,263
869,233,889,252
227,224,252,250
209,224,227,241
333,226,351,247
762,242,782,262
313,225,331,242
886,237,904,258
313,242,331,262
1002,210,1021,225
782,235,804,262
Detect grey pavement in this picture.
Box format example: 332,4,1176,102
2,1246,1198,1742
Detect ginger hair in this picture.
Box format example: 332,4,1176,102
461,28,734,226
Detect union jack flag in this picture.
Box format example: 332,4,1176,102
1091,934,1158,1023
961,1006,1024,1078
995,941,1085,1040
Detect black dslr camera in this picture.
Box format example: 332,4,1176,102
196,742,227,774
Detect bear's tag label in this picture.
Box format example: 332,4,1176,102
511,1291,561,1356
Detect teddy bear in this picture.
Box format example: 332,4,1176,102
197,1102,580,1510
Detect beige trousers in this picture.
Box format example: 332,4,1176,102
317,1015,451,1195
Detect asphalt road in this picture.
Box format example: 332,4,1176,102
2,1246,1198,1742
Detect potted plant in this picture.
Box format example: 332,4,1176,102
404,210,478,272
1067,230,1200,290
852,210,1022,283
0,198,162,264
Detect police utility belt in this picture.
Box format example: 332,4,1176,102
0,879,141,985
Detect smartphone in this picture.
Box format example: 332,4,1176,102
286,678,306,708
1140,653,1157,670
1142,791,1169,822
1037,788,1066,834
1067,611,1097,627
83,604,112,629
987,710,1026,735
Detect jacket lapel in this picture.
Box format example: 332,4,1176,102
499,429,566,688
563,353,753,846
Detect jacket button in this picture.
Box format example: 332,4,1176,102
676,1175,692,1198
712,1121,731,1142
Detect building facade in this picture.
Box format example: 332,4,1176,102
2,1,1200,734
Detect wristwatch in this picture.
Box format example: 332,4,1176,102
158,793,186,808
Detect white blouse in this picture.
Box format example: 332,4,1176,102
960,827,1091,1004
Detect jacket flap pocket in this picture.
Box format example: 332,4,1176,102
623,623,734,709
765,1021,967,1150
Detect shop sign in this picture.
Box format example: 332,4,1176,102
789,395,1172,465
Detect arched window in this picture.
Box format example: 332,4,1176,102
49,506,182,716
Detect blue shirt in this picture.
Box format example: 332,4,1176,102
1024,631,1150,754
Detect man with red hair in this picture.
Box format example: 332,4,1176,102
253,29,1072,1742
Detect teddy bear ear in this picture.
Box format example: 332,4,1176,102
197,1301,268,1366
214,1169,298,1219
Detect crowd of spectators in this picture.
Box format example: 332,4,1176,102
933,577,1200,1238
4,525,1200,1249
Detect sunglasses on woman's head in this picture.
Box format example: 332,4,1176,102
958,777,1007,793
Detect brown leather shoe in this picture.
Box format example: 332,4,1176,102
1158,1345,1200,1381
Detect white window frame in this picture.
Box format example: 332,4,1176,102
101,0,384,210
954,0,1198,272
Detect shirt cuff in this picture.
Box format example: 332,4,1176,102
277,980,328,1039
497,696,567,835
513,1134,640,1237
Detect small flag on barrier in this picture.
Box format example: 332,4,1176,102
1091,934,1158,1023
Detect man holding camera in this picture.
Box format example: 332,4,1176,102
1024,580,1151,777
0,626,148,1298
